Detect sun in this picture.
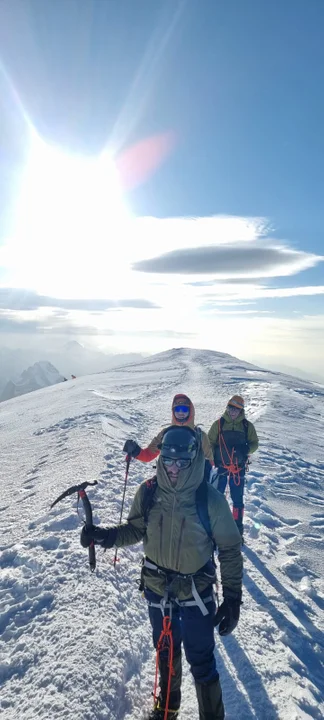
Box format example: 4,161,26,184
9,131,132,297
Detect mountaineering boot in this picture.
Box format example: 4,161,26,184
147,650,181,719
195,677,225,720
146,701,179,719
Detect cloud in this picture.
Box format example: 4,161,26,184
0,288,159,311
0,310,196,341
200,285,324,304
0,311,109,336
131,215,269,257
121,329,196,338
133,244,322,278
201,309,273,315
187,278,268,286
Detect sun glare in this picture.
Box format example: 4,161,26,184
9,132,131,296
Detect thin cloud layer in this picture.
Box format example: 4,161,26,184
0,312,107,336
199,285,324,304
133,244,322,278
0,311,195,339
0,288,159,311
187,278,268,286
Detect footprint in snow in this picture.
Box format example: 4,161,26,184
303,533,322,542
44,513,80,532
282,559,309,581
253,510,282,529
310,519,324,531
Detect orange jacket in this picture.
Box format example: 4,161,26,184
137,393,214,466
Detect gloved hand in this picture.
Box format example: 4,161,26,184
80,524,117,549
123,439,141,458
209,467,218,485
214,591,242,636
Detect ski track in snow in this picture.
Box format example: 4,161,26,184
0,348,323,719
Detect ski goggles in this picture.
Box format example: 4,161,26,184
162,457,191,469
228,404,241,411
173,405,190,414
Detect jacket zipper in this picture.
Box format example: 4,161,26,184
169,495,176,567
176,518,186,571
159,514,163,556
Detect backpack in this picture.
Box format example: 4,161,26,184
141,475,215,548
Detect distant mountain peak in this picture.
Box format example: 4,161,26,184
63,341,85,352
0,361,65,403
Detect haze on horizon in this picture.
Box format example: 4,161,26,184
0,0,323,380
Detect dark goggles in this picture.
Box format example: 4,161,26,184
162,457,191,469
228,404,240,411
173,405,190,414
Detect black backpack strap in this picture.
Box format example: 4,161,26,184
242,418,249,443
141,476,158,524
195,480,214,545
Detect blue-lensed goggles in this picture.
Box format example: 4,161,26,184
162,457,191,469
173,405,190,414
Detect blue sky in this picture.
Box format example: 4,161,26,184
0,0,323,378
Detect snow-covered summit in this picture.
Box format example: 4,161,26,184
0,347,323,719
0,360,65,402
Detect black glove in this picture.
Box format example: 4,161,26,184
80,524,117,549
214,591,242,636
123,439,141,458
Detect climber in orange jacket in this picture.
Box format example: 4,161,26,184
123,393,215,467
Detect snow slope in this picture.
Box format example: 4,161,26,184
0,348,323,720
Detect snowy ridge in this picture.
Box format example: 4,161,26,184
0,348,323,719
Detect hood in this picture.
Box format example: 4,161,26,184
156,434,205,495
223,407,246,424
171,393,195,428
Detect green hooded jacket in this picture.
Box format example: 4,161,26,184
208,409,259,456
112,443,243,600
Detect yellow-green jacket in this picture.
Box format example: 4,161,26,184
208,409,258,468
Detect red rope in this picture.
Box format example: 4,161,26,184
153,616,174,720
218,419,242,486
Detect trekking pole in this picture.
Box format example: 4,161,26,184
113,455,131,567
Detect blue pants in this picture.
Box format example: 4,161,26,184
217,467,245,533
145,586,218,705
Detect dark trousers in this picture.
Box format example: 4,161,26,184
217,467,245,534
144,587,218,709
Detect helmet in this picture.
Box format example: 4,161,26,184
160,426,198,460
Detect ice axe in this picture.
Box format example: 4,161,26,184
50,480,98,571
